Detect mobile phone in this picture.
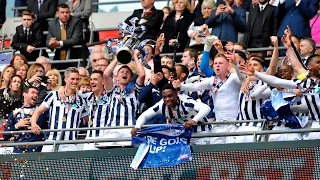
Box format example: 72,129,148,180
40,76,48,84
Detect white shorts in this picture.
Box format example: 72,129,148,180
41,143,78,152
268,124,302,142
97,128,132,147
302,121,320,140
209,124,238,144
235,125,262,143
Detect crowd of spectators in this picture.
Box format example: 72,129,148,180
0,0,319,153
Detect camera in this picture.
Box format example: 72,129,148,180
40,76,48,84
172,41,180,49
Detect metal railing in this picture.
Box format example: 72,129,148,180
1,119,319,152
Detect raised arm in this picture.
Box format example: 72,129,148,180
132,50,146,87
266,36,279,76
254,71,298,89
200,36,217,77
103,57,118,90
177,77,212,92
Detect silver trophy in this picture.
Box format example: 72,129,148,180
116,18,147,64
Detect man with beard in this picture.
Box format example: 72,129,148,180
31,67,88,152
4,86,48,153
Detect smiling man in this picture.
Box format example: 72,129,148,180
132,84,213,145
31,67,88,152
4,86,48,153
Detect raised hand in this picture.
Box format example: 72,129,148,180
172,79,181,89
201,24,209,36
239,64,255,76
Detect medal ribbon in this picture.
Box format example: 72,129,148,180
210,73,231,94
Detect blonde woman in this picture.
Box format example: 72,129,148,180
46,69,62,91
188,0,215,51
160,0,195,53
25,63,48,106
0,65,15,90
15,63,28,81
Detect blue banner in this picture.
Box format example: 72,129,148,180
131,125,193,169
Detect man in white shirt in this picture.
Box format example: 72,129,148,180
173,53,242,144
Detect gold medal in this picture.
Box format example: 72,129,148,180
62,116,67,122
88,120,93,127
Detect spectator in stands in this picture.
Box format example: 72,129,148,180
188,0,215,51
46,69,62,91
201,0,246,43
0,0,6,29
25,63,48,106
11,10,44,62
15,0,28,17
78,67,89,78
15,63,28,81
9,54,28,68
66,0,92,42
95,57,109,72
0,65,15,90
47,4,89,64
0,75,23,120
4,86,48,153
276,0,318,45
88,52,106,74
162,7,171,25
77,76,91,92
161,55,174,68
243,0,278,51
31,67,88,152
27,0,58,31
160,0,195,54
36,56,51,73
310,5,320,44
181,48,199,79
299,37,316,65
125,0,164,41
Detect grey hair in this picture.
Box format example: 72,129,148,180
64,67,79,78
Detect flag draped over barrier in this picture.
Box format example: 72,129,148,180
131,124,193,169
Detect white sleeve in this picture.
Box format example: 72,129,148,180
187,22,195,37
250,84,271,100
188,99,211,122
135,101,162,128
254,71,298,89
180,77,212,92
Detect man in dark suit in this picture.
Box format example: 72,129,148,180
27,0,58,31
277,0,318,39
47,4,89,67
11,10,44,62
243,0,278,49
125,0,164,40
